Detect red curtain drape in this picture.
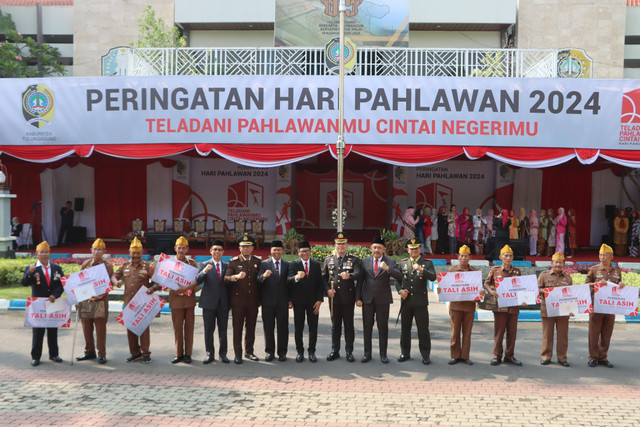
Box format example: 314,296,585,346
541,168,592,247
95,165,147,239
7,161,43,239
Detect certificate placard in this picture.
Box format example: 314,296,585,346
496,275,540,308
116,286,165,336
24,297,71,328
61,264,112,305
594,282,639,316
544,284,593,317
437,270,483,302
151,254,199,292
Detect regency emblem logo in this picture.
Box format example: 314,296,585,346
22,84,54,128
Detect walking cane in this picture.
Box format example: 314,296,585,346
69,307,79,366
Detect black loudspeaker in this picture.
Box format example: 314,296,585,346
74,197,85,212
605,205,616,220
146,232,180,256
509,239,528,260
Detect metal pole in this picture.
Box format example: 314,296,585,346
336,0,346,232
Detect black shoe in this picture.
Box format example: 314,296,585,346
278,355,287,362
49,356,63,363
171,356,184,364
448,358,459,365
490,358,501,366
296,353,304,363
76,353,96,361
361,354,371,363
203,355,214,364
600,360,614,368
31,359,40,367
380,355,389,364
541,359,551,365
503,357,522,366
234,356,243,365
265,353,275,362
588,359,598,367
245,353,259,361
309,353,317,363
326,351,340,361
220,355,230,364
422,357,431,365
126,354,142,363
183,355,192,364
463,359,473,365
346,353,355,363
558,360,570,367
142,356,151,364
397,354,410,362
97,356,107,364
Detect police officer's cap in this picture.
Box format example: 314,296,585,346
237,234,255,246
406,237,422,249
332,232,349,244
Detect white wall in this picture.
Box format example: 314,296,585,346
410,31,501,49
190,30,275,48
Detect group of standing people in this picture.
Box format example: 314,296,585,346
614,207,640,258
405,205,578,258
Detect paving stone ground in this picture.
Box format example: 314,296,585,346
0,298,638,426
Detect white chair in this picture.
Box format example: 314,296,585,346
16,223,32,249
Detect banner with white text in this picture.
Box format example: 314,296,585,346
61,264,112,305
544,284,593,317
24,297,71,328
436,270,484,302
150,254,199,293
593,282,639,316
1,76,639,149
116,287,165,336
495,275,540,308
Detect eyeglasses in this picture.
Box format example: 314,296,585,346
299,249,311,253
211,248,223,251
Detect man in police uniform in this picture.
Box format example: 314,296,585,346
111,237,155,364
586,244,626,368
224,234,261,364
151,236,198,364
76,238,114,364
483,244,524,366
538,252,573,367
21,241,65,366
396,237,437,365
444,245,482,365
322,232,361,363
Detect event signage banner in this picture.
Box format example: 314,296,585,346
2,75,638,149
24,297,71,328
593,282,639,316
150,254,199,293
61,264,112,305
495,275,540,308
436,270,484,302
116,286,165,336
543,284,593,317
275,0,409,48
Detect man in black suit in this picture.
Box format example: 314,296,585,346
322,232,361,363
287,241,325,362
356,236,403,364
21,241,65,366
257,240,290,362
181,239,229,364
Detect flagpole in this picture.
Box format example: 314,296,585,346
337,0,346,233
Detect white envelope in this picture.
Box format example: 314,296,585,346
73,284,95,302
517,291,536,306
558,301,578,316
45,298,68,314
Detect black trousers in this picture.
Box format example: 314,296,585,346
293,304,318,354
231,304,258,357
400,304,431,359
203,307,228,357
57,224,72,246
362,302,390,357
262,303,289,356
32,327,58,361
331,302,355,353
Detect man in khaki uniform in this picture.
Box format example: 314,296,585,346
111,237,155,363
484,244,523,366
151,236,198,364
444,245,483,365
538,252,573,367
586,244,626,368
224,234,261,364
76,238,114,364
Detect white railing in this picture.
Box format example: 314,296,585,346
116,47,560,78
